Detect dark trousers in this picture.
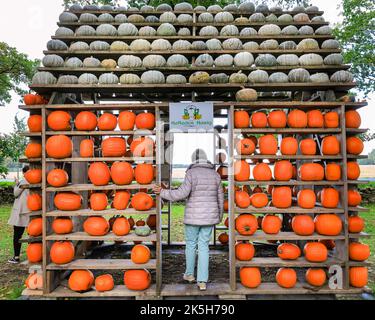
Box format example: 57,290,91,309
13,226,25,257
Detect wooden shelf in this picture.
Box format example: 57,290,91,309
46,259,156,270
347,154,367,159
346,128,368,134
46,208,158,216
236,206,344,214
236,257,344,267
235,128,341,134
46,156,154,162
235,180,344,186
21,183,42,189
46,231,157,242
45,130,156,136
348,206,369,212
348,180,369,185
20,132,42,137
46,183,155,192
349,232,370,239
234,155,343,160
19,236,42,243
19,157,41,163
236,231,346,241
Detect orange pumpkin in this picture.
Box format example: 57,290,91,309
135,164,154,184
113,191,130,210
110,161,134,185
324,111,339,128
320,188,339,208
27,193,42,211
75,111,97,130
130,137,154,157
268,110,287,128
292,215,315,235
314,214,342,236
235,214,258,235
112,217,131,236
322,135,340,155
299,138,316,155
348,215,364,233
80,139,94,157
95,274,114,292
234,110,250,128
235,190,251,208
26,243,43,263
259,134,278,155
47,168,69,187
52,218,73,234
131,244,151,264
98,113,117,130
88,162,111,186
27,115,42,132
83,216,110,236
218,232,229,244
27,217,43,237
135,112,155,130
349,242,370,261
68,270,94,292
280,137,298,155
274,160,293,181
47,110,71,131
299,163,324,181
234,160,250,181
102,137,126,157
307,110,324,128
118,111,136,130
146,214,157,229
261,214,282,234
348,189,362,206
349,267,368,288
250,193,268,208
235,242,255,261
236,138,255,155
131,192,153,211
325,163,341,181
276,268,297,288
90,193,108,211
46,135,72,159
25,142,42,158
297,189,316,209
346,136,364,155
239,267,261,288
287,109,307,128
347,161,360,180
25,272,43,290
124,269,151,291
272,186,292,208
24,94,38,105
24,168,42,184
304,242,328,262
253,163,272,181
277,243,301,260
50,241,75,264
345,110,361,128
251,112,267,128
224,200,229,212
217,166,228,179
306,268,326,287
54,192,82,211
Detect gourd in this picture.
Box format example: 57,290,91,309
259,39,279,50
156,3,172,11
249,12,265,22
297,38,319,50
143,55,166,68
139,26,156,36
277,54,299,66
189,71,210,84
238,2,255,12
330,70,354,82
99,73,119,84
194,54,214,67
258,24,281,35
299,54,324,66
130,39,151,51
79,13,98,23
160,11,177,23
55,27,74,37
78,73,98,84
234,52,254,67
98,13,114,22
141,70,165,84
90,41,110,51
236,17,249,24
266,13,278,22
248,70,269,83
115,14,127,23
175,2,193,11
177,14,193,23
255,4,269,14
199,26,219,36
214,54,233,67
279,41,297,50
198,13,214,23
178,28,191,36
157,23,176,36
299,26,314,35
145,15,159,23
118,23,138,36
151,39,172,51
96,24,117,36
47,40,68,51
167,54,189,67
69,41,90,51
83,57,101,68
206,39,222,50
59,12,78,23
315,26,333,35
229,71,248,83
255,54,277,67
128,14,144,23
294,13,310,22
207,5,222,12
214,11,234,23
321,39,340,49
135,226,151,236
110,41,129,51
32,72,57,85
220,25,239,36
278,14,293,23
118,55,142,68
173,40,191,50
281,25,299,35
101,59,117,69
140,5,154,12
243,41,259,50
76,25,96,36
166,74,187,84
42,55,64,67
236,89,258,102
269,72,289,83
210,73,229,83
57,75,78,84
120,74,141,84
192,41,207,50
288,68,311,82
240,27,257,36
310,73,329,82
222,38,243,50
324,54,344,65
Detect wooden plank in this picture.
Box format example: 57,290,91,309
45,130,156,136
346,128,368,134
46,231,157,242
20,132,42,137
348,206,369,212
236,231,346,241
235,128,341,134
19,157,41,163
235,155,343,160
235,180,345,186
46,183,155,192
46,208,157,217
235,206,345,214
21,183,42,189
236,257,345,267
45,156,154,162
349,232,370,239
46,259,156,270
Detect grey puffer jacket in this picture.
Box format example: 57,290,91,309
160,162,224,226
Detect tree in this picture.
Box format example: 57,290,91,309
334,0,375,96
0,42,39,106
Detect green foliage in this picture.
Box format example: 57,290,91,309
358,148,375,165
0,42,39,106
63,0,120,8
334,0,375,96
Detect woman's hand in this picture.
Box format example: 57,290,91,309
152,184,163,194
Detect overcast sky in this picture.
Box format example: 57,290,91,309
0,0,373,164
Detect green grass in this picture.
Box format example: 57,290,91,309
358,181,375,189
0,181,15,187
0,205,14,261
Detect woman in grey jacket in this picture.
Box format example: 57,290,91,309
153,149,224,290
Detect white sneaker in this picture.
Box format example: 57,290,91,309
183,274,195,283
197,282,207,291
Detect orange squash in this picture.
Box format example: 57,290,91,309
349,267,368,288
112,217,131,236
118,111,136,130
234,110,250,128
26,243,43,263
299,138,316,155
253,163,272,181
306,268,326,287
130,137,154,157
276,268,297,288
268,110,287,128
98,113,117,130
234,160,250,181
274,160,293,181
83,216,110,236
52,218,73,234
24,168,42,184
299,163,324,181
27,115,42,132
348,215,364,233
322,135,340,155
131,192,153,211
90,193,108,211
280,137,298,155
50,241,75,264
235,214,258,235
75,111,97,130
304,242,328,262
46,135,72,159
272,186,292,208
261,214,282,234
88,162,111,186
345,110,361,128
25,142,42,158
348,189,362,206
68,270,94,292
27,193,42,211
110,161,134,185
292,215,315,236
146,214,157,230
349,242,370,261
80,139,94,157
320,188,339,208
24,94,38,105
287,109,307,128
235,190,251,208
235,242,255,261
25,272,43,290
102,137,126,157
314,214,342,236
347,161,360,180
124,269,151,291
95,274,114,292
259,134,278,155
135,112,155,130
218,232,229,244
47,168,69,187
47,110,71,131
54,192,82,211
346,136,364,155
131,244,151,264
277,243,301,260
324,111,339,128
135,164,154,184
113,191,130,210
239,267,261,288
325,163,341,181
250,193,268,208
236,138,255,155
27,217,43,237
307,110,324,128
251,112,267,128
297,189,316,209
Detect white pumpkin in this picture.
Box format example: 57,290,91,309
151,39,172,51
83,4,98,10
220,25,239,36
96,24,117,36
47,40,68,51
278,14,293,24
235,16,249,24
127,14,145,23
214,11,234,23
238,2,255,12
306,6,320,12
299,53,324,66
130,39,151,51
243,41,259,50
224,4,238,11
65,57,83,68
189,71,210,84
215,54,234,67
145,15,159,23
59,12,78,23
110,41,129,51
177,14,193,24
277,54,299,66
255,4,269,14
249,12,265,22
55,27,74,37
101,59,117,69
311,16,325,22
79,13,98,23
222,38,243,50
210,73,229,83
255,54,277,66
69,4,82,11
115,14,127,23
167,54,189,67
69,41,90,52
166,74,187,84
239,28,257,36
310,73,330,82
321,39,340,49
292,6,305,13
324,54,344,65
207,5,222,12
157,23,176,36
258,24,281,35
269,72,289,83
42,55,64,67
175,2,193,11
259,39,279,50
173,40,191,50
297,38,319,50
160,11,177,23
236,89,258,102
83,57,101,68
194,54,214,67
32,72,57,85
90,41,110,51
191,41,207,50
206,39,222,50
57,75,78,84
266,14,278,22
99,73,119,84
141,70,165,84
98,13,114,23
118,23,138,36
178,28,191,36
120,73,141,84
279,41,297,50
143,55,166,68
315,26,333,35
288,68,311,82
118,55,142,68
156,4,172,11
139,26,157,36
76,25,96,36
299,26,314,35
140,5,154,12
234,52,254,67
199,26,219,36
198,13,214,23
78,73,98,84
248,70,269,83
281,25,299,35
330,70,354,82
229,71,248,83
195,5,206,11
293,13,310,23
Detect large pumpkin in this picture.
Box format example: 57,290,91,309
50,241,75,264
236,138,255,155
292,215,315,235
348,189,362,206
110,161,134,185
349,267,368,288
102,137,126,157
75,111,97,130
314,214,342,235
304,242,328,262
320,188,339,208
280,137,298,155
26,243,43,263
348,215,364,233
131,192,153,211
253,163,272,181
251,112,268,128
277,243,301,260
234,160,250,181
262,214,282,234
306,268,326,287
83,216,110,236
113,191,130,210
25,142,42,158
27,217,43,237
118,111,136,130
27,193,42,211
130,137,155,157
112,217,131,236
235,214,258,235
68,270,94,292
47,168,69,187
324,111,339,128
259,134,278,154
135,164,154,184
235,190,251,208
54,192,82,211
325,163,341,181
95,274,114,292
268,110,287,128
299,163,324,181
80,139,94,157
274,160,293,181
124,269,151,291
345,110,361,128
299,138,316,155
131,244,151,264
307,110,324,128
46,135,72,158
24,169,42,184
234,110,250,128
47,111,71,131
322,135,340,155
297,189,316,209
272,186,292,208
235,242,255,261
346,137,364,155
52,218,73,234
239,267,261,288
250,193,268,208
349,242,370,261
88,162,111,186
135,113,155,130
287,109,307,128
98,113,117,130
27,115,42,132
276,268,297,288
347,161,360,180
90,193,108,211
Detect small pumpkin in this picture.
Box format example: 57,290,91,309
314,214,342,236
250,193,268,208
131,244,151,264
25,272,43,290
80,139,94,157
47,111,71,131
113,191,130,210
239,267,261,288
345,110,361,128
68,270,94,292
24,169,42,184
46,135,72,159
27,115,42,132
251,112,268,128
306,268,326,287
135,164,154,184
349,242,370,261
268,110,287,128
272,187,292,208
348,189,362,206
25,142,42,158
304,242,328,262
287,109,307,128
274,160,293,181
320,188,339,208
325,163,341,181
348,215,364,233
235,242,255,261
124,269,151,291
346,137,364,155
259,134,278,155
236,138,255,155
218,232,229,245
234,110,250,128
235,190,251,208
90,193,108,211
253,163,272,181
349,267,368,288
307,110,324,128
88,162,111,186
26,243,43,263
52,218,73,234
297,189,316,209
54,192,82,211
131,192,153,211
102,137,126,157
276,268,297,288
299,138,316,155
135,225,151,236
83,216,110,236
95,274,114,292
299,163,324,181
118,111,136,130
261,214,282,234
27,217,43,237
322,135,340,155
50,241,75,264
27,193,42,211
112,217,130,236
135,113,155,130
130,137,154,157
347,161,360,180
235,214,258,235
98,113,117,131
234,160,250,181
75,111,97,130
47,169,69,187
292,215,315,235
324,111,339,128
277,243,301,260
280,137,298,155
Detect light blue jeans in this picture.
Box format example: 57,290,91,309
184,224,214,283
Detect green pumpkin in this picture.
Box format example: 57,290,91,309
135,226,151,236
